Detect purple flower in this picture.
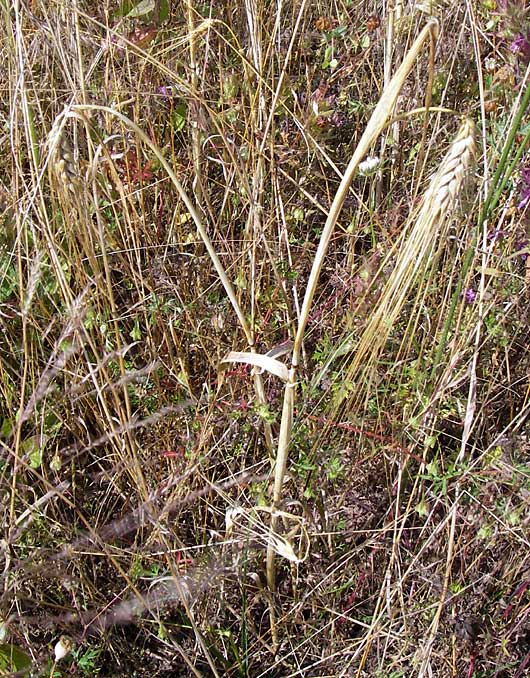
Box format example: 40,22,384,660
511,32,530,63
157,86,174,98
518,167,530,209
488,228,504,242
464,288,477,303
330,110,346,128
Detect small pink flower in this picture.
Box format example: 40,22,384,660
511,33,530,63
157,86,174,98
464,288,477,303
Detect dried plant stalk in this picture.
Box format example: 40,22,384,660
266,19,441,600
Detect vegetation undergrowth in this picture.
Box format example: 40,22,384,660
1,1,529,676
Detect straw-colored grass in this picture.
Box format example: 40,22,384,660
1,2,529,677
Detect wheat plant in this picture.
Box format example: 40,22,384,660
1,1,529,677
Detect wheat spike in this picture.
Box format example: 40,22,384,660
424,117,476,220
48,121,77,193
336,118,477,411
379,118,477,326
54,134,77,192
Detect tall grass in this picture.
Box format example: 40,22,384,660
1,1,529,677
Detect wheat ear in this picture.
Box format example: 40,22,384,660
424,117,476,219
339,118,477,411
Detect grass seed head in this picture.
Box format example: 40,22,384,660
427,118,476,217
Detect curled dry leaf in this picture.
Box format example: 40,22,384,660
220,351,289,382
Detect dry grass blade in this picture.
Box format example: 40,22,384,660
221,351,289,382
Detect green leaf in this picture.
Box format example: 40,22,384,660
130,318,142,341
50,453,62,472
322,45,332,69
0,418,13,439
159,0,170,22
234,271,247,290
477,523,492,540
127,0,155,18
426,459,439,477
415,497,430,517
22,434,46,469
424,434,438,449
171,102,187,132
0,254,17,303
360,34,371,49
292,207,304,222
0,644,31,676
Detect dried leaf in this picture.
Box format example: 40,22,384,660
221,351,289,382
127,0,155,18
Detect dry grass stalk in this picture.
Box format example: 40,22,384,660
185,1,203,207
